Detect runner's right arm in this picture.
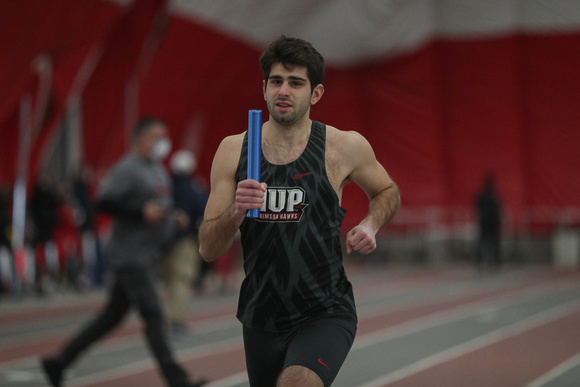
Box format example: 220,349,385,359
198,134,266,262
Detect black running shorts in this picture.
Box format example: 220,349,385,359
242,314,357,387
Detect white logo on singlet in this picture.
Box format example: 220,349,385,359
256,187,308,222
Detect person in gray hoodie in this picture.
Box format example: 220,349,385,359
41,117,206,387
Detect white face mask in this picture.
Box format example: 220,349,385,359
151,138,172,161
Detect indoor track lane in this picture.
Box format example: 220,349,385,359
1,262,579,387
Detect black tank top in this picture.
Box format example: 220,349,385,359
235,121,356,332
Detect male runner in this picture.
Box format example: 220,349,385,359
198,36,400,387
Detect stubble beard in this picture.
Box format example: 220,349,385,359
268,99,310,127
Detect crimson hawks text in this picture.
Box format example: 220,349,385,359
256,187,308,222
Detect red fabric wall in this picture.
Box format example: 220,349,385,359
1,2,579,232
522,34,580,208
134,19,580,230
0,0,122,184
82,0,167,178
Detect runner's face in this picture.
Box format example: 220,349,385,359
263,63,315,126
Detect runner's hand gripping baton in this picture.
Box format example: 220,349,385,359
247,109,262,218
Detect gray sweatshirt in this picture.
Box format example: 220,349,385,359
96,154,175,271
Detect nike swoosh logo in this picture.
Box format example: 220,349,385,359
318,358,330,370
294,172,312,179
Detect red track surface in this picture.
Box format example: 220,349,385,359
1,263,579,386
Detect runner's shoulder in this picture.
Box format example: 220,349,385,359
326,125,369,155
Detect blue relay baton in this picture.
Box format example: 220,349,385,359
247,110,262,218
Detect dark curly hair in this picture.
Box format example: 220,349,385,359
260,35,325,92
132,117,166,140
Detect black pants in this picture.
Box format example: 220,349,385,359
477,231,500,267
53,268,189,386
243,314,357,387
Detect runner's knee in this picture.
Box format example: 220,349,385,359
277,365,323,387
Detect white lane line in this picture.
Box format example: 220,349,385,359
526,351,580,387
68,336,242,386
0,315,239,370
206,371,248,387
202,283,580,387
354,281,580,351
356,299,580,387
